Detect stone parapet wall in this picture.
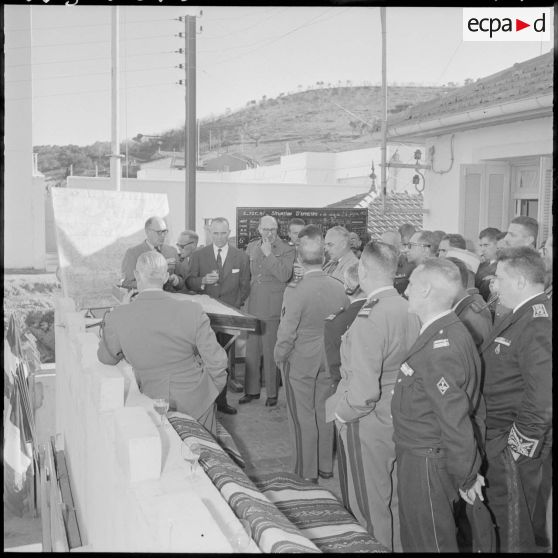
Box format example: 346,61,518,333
53,296,243,552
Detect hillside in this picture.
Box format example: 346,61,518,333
35,84,454,181
198,85,453,165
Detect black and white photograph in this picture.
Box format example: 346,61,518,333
4,2,553,553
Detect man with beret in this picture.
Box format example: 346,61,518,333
326,242,420,551
392,258,486,553
274,228,348,483
480,246,552,552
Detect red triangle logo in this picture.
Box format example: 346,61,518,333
516,19,530,31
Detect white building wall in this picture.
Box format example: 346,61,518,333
421,117,552,232
67,176,370,242
4,5,46,269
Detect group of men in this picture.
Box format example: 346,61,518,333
97,212,551,553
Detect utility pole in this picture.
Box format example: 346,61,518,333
110,5,121,191
380,6,387,213
184,15,196,230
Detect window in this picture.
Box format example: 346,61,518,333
516,199,539,218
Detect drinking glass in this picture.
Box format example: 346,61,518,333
181,441,201,474
153,398,169,427
230,518,252,552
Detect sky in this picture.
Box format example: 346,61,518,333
5,4,554,146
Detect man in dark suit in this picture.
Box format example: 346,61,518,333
167,229,199,293
241,215,296,406
447,257,492,349
187,217,250,415
475,227,501,302
98,251,228,434
480,247,552,552
121,216,180,291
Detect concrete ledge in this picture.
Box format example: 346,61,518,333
89,364,125,413
114,407,161,483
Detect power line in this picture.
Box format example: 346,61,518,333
436,40,463,84
5,18,178,32
5,50,175,68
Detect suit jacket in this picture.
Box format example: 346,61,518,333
166,257,191,293
274,270,349,370
327,288,420,423
454,291,493,349
323,298,366,384
323,250,359,283
392,312,484,490
97,290,228,420
475,260,497,302
246,237,296,320
480,293,552,460
186,244,250,308
121,241,179,290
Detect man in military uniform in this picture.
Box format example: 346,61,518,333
480,247,552,552
325,242,420,551
274,230,348,482
392,258,486,553
323,263,367,390
287,217,305,247
241,215,296,406
447,257,492,348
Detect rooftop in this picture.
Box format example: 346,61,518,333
328,191,424,237
382,50,553,131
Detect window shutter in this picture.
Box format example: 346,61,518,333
460,165,482,243
538,156,553,242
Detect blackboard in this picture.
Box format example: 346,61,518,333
236,207,368,249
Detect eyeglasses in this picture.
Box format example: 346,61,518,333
150,229,168,235
261,228,277,233
177,241,196,249
403,242,431,249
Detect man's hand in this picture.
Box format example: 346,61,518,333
261,238,272,257
459,474,485,505
202,270,219,285
293,261,304,279
168,274,180,287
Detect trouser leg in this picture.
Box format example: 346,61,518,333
244,330,262,395
315,366,334,475
281,361,318,479
215,332,233,407
341,412,399,551
197,404,217,435
397,450,459,553
261,319,280,399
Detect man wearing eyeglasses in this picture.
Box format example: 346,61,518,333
121,216,179,291
167,230,199,293
403,230,436,266
241,215,296,407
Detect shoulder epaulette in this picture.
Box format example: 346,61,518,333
325,306,346,321
469,299,487,314
357,298,379,318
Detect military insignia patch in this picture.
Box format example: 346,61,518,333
508,423,539,457
358,298,378,318
532,304,549,318
400,362,414,376
433,339,450,349
494,337,511,347
436,377,449,395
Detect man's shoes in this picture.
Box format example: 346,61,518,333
217,403,237,415
303,477,318,485
265,397,278,407
239,394,260,404
318,470,333,480
228,378,244,393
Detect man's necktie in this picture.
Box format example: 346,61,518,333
155,246,162,253
217,248,223,275
324,259,338,275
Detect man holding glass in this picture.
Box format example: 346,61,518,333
167,229,199,293
98,251,228,434
121,216,180,291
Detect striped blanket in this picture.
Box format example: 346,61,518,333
253,472,389,553
168,412,320,553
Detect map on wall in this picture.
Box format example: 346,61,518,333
51,188,170,310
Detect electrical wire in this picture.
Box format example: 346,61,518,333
5,17,179,32
436,40,463,84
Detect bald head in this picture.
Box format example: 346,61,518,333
258,215,279,242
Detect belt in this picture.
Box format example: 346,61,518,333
404,447,446,457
